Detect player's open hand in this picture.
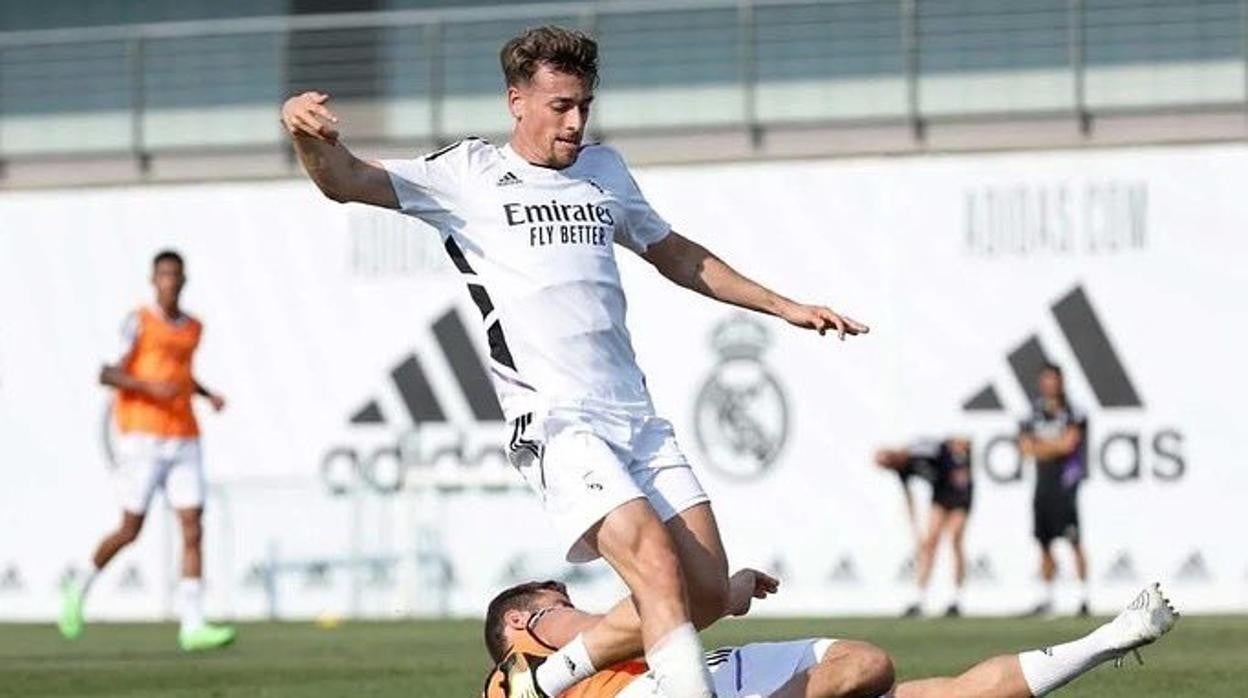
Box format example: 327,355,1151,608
281,91,340,142
780,302,869,341
207,393,227,412
727,568,780,617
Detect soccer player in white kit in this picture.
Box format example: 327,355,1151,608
281,26,868,698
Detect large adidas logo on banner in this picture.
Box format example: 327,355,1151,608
963,286,1142,413
319,307,516,495
961,285,1185,484
346,308,503,427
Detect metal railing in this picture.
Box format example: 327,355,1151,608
0,0,1244,162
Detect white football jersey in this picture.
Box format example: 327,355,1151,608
381,139,671,421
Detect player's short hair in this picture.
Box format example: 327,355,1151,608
152,249,184,270
483,580,566,663
1038,362,1063,378
500,26,599,89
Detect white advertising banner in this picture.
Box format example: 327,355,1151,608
1,143,1244,621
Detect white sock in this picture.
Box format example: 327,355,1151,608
80,565,101,597
1042,580,1055,608
646,623,714,698
535,634,596,696
1017,624,1118,695
178,578,205,634
950,585,962,607
911,580,925,607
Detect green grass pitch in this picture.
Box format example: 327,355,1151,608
2,616,1245,696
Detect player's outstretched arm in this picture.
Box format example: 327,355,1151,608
641,232,868,340
1019,425,1082,461
193,379,226,412
280,91,399,209
99,364,177,400
528,569,777,662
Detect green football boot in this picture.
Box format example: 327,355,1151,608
178,623,237,652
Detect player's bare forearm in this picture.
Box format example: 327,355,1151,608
529,607,605,649
193,378,227,411
642,232,869,339
538,569,776,664
643,231,789,313
1021,428,1081,460
1029,439,1078,460
99,365,145,393
290,134,388,206
282,91,398,208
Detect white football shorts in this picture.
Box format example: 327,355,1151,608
617,639,838,698
506,406,710,563
112,434,204,514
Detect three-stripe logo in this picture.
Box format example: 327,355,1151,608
348,308,503,427
961,284,1185,484
963,285,1142,413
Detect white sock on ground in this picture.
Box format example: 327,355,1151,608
1017,624,1118,696
534,633,597,696
178,578,205,634
80,565,101,597
646,622,715,698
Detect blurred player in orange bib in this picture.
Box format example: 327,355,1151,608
482,573,1178,698
58,250,236,652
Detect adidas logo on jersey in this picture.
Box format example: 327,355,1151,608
959,284,1185,485
496,171,523,187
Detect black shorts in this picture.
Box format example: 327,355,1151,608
932,482,973,511
1034,486,1080,545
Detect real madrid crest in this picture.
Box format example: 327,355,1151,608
693,314,789,481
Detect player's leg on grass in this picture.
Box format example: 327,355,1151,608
1032,540,1057,615
59,511,147,639
768,641,895,698
945,509,968,615
893,656,1030,698
94,511,147,569
173,506,236,651
908,506,949,616
175,507,206,631
60,443,161,641
1069,539,1090,616
169,443,236,652
895,583,1178,698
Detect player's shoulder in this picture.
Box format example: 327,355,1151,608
907,437,943,459
575,142,628,170
423,136,500,169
